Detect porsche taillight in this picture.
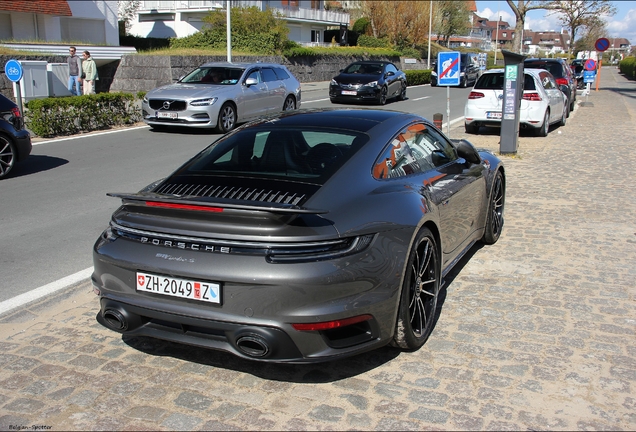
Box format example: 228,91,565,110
555,77,569,87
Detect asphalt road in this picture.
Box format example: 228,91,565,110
0,83,473,303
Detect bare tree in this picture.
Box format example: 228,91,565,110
506,0,549,53
434,0,471,47
118,0,141,34
359,1,433,48
573,15,608,55
544,0,617,58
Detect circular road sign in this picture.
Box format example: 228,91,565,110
584,59,597,71
4,59,23,83
595,38,610,52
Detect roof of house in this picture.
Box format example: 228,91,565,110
0,0,72,16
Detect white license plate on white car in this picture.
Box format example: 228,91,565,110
157,111,178,119
486,111,502,119
341,90,357,96
136,271,220,304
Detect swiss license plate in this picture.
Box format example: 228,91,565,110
136,272,220,304
341,90,357,96
486,111,502,119
157,111,178,119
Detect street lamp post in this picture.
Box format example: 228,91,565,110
226,0,232,62
427,2,433,69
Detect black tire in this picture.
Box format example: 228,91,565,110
216,103,236,134
560,103,568,127
392,227,440,350
0,134,16,179
481,170,505,245
536,110,549,137
283,95,296,111
465,123,479,134
398,82,407,101
378,86,388,105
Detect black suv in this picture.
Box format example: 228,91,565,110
524,58,576,116
0,94,32,179
431,52,481,88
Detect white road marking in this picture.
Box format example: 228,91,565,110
0,267,94,316
412,96,432,101
303,98,330,103
32,125,150,146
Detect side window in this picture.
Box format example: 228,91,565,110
539,72,555,89
261,68,278,82
373,123,456,179
273,67,290,80
385,63,398,74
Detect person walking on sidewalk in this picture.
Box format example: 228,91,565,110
67,46,82,96
81,50,98,95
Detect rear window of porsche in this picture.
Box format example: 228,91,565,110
181,127,368,183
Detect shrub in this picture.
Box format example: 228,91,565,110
405,69,431,86
25,93,141,138
357,35,392,49
619,56,636,79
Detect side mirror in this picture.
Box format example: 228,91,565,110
385,71,395,77
451,139,481,165
245,77,258,87
559,84,569,94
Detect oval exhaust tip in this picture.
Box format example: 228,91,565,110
236,335,270,358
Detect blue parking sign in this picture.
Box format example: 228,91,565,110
4,59,23,83
437,52,460,86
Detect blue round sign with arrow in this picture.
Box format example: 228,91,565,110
4,59,23,83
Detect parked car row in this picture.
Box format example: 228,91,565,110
0,94,32,179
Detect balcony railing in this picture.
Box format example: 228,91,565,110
140,1,349,24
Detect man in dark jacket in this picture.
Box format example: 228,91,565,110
67,46,82,96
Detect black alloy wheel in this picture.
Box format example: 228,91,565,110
283,96,296,111
216,103,236,134
398,82,407,101
392,228,440,350
0,134,16,179
378,86,388,105
482,170,505,245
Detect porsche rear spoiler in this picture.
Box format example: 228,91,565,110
107,192,329,215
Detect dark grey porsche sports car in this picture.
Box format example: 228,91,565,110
92,109,505,363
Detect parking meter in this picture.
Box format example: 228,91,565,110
500,50,527,154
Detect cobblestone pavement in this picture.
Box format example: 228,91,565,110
1,68,634,431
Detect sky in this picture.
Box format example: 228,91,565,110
475,1,636,44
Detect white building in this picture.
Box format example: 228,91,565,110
130,0,350,46
0,0,119,46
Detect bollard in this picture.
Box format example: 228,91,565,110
433,113,443,129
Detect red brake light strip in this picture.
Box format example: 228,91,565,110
145,201,223,212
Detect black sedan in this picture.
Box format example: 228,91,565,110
0,94,31,179
92,109,505,363
329,61,407,105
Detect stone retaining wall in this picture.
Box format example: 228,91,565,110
109,54,419,93
2,54,428,99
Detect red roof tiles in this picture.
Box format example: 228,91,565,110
0,0,72,16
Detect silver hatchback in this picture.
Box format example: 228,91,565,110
142,62,301,133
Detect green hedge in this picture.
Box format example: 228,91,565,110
619,56,636,79
25,93,141,138
405,69,432,86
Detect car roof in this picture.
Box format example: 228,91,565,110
481,67,548,77
249,108,410,133
199,62,287,68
